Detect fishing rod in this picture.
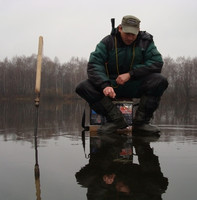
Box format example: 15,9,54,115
111,18,115,35
34,36,43,200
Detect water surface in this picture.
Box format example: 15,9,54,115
0,100,196,200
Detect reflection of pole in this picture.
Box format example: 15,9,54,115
34,36,43,200
34,131,41,200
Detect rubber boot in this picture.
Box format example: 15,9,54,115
90,97,127,135
132,95,160,136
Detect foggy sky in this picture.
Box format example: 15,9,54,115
1,0,197,63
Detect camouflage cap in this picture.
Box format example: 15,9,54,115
121,15,141,35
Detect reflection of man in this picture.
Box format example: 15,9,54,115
113,137,169,199
76,135,124,199
75,135,168,199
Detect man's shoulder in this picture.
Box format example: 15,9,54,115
101,34,114,44
137,31,154,50
99,34,115,51
138,31,153,41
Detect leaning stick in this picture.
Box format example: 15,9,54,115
35,36,43,106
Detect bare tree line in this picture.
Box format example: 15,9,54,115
162,56,197,103
0,55,87,100
0,55,196,101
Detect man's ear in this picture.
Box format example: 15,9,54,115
118,25,122,32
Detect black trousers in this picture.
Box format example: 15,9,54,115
76,73,168,104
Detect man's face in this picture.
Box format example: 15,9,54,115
118,25,138,45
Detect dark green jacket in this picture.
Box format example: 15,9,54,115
87,29,163,90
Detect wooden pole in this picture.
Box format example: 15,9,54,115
34,36,43,199
35,36,43,107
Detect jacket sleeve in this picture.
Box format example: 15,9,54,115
87,40,111,90
130,41,163,79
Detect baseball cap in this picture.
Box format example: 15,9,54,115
121,15,141,35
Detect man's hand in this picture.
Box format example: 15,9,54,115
103,86,116,98
116,73,130,85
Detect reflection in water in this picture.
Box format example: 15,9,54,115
34,138,41,200
0,100,197,200
76,133,168,199
154,99,197,125
34,102,41,200
0,100,197,140
0,100,85,140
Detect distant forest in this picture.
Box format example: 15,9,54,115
0,55,197,102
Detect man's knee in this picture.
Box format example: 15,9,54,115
141,73,168,96
75,79,103,103
75,80,87,96
153,74,168,96
147,73,168,88
156,74,168,89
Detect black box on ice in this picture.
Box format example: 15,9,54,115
90,101,133,126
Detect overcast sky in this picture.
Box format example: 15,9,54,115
1,0,197,63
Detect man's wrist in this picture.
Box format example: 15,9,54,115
101,82,111,90
129,71,134,79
